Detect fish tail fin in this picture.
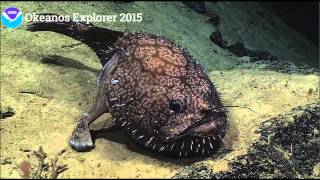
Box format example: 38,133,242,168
27,14,123,65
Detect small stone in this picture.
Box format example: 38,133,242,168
1,158,12,165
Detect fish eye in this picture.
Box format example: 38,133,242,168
169,100,183,112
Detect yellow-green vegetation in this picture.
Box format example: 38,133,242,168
0,1,319,179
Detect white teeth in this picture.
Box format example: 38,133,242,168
209,142,213,149
203,138,206,145
138,135,144,139
110,98,117,101
121,122,126,126
159,146,164,152
145,136,154,146
190,140,193,151
184,152,188,157
153,144,156,150
179,152,182,157
145,137,154,147
171,143,176,151
112,118,117,122
196,147,199,153
181,141,185,149
132,129,137,135
202,148,205,155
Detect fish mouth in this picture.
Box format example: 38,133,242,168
165,118,215,142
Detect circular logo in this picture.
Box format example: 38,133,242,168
1,7,23,28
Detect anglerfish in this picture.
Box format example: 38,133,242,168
27,14,227,157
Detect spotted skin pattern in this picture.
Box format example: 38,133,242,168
105,33,227,157
27,19,227,157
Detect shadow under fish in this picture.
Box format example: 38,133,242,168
41,55,98,74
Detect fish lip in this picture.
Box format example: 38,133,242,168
164,118,213,142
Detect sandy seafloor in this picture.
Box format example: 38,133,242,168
0,1,319,178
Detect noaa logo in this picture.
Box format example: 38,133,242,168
1,7,23,28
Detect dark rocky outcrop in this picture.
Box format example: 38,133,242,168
174,103,320,178
0,106,15,120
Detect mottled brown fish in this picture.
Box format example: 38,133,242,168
27,15,227,157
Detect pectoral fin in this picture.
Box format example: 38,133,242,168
96,53,121,86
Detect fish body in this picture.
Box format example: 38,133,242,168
27,15,227,157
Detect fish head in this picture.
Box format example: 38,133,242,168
154,70,227,143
